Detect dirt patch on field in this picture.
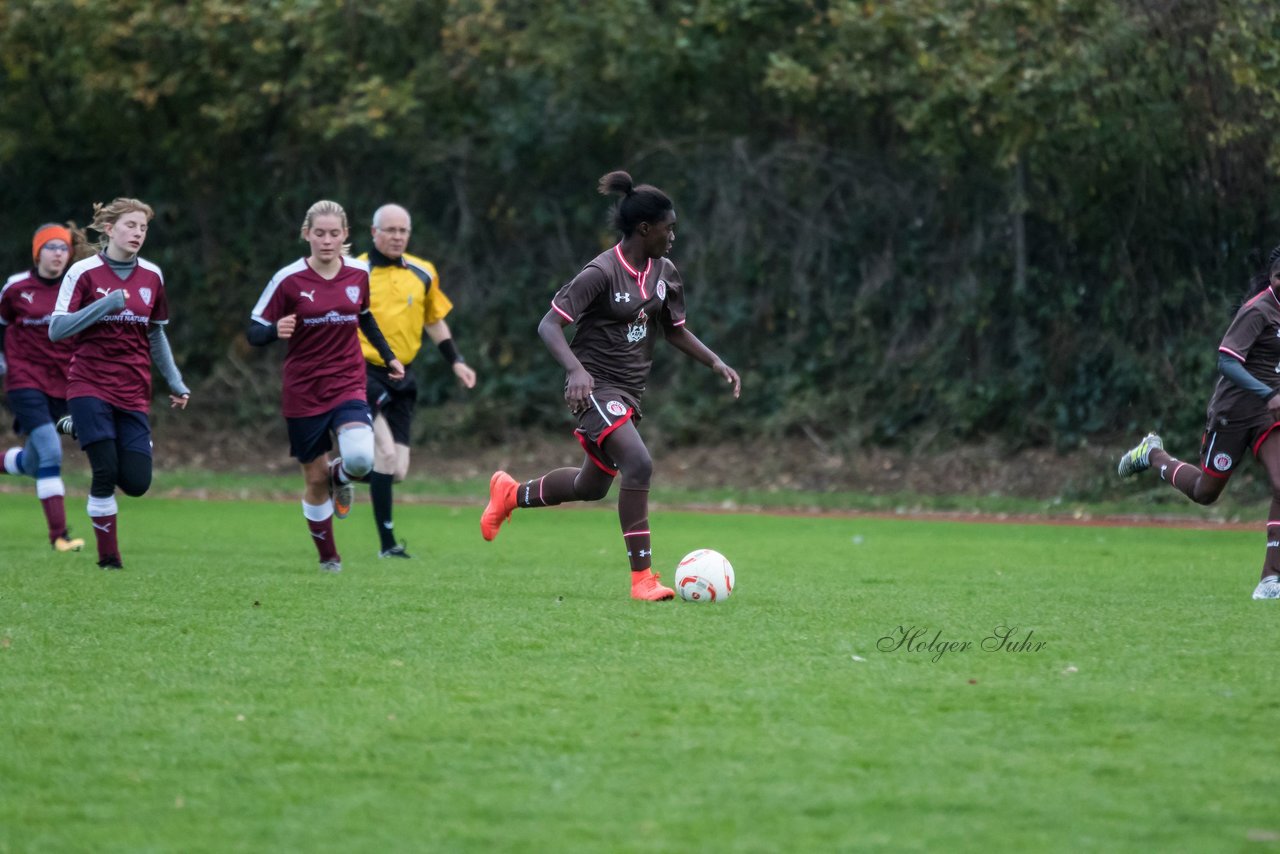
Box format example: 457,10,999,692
138,427,1120,499
6,425,1269,528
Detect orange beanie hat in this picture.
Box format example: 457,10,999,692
32,225,73,263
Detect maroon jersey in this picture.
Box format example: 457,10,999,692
52,254,169,412
1,270,74,397
549,244,687,396
251,257,372,418
1209,285,1280,419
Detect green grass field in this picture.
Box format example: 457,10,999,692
1,488,1277,852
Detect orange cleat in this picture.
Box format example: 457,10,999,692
630,570,675,601
53,535,85,552
481,471,518,541
329,458,354,519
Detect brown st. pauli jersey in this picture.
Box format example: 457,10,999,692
1209,285,1280,420
549,245,687,397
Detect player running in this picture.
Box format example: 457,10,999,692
0,222,92,553
48,199,191,570
1118,252,1280,600
248,200,404,573
481,170,741,601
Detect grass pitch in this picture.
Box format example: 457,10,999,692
0,490,1276,852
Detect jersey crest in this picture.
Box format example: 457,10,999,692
626,308,648,343
346,285,361,304
656,279,667,300
139,287,153,306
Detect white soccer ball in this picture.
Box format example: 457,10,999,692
675,549,735,603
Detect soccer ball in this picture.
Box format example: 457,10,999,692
675,549,735,603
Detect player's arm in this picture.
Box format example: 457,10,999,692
538,309,593,411
48,290,125,341
1217,307,1278,413
665,325,741,399
148,324,190,409
1217,353,1276,400
424,319,476,388
358,311,404,380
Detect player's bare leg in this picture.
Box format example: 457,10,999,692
601,423,673,601
1253,434,1280,599
1146,447,1228,506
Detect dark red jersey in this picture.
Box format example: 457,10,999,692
549,244,687,397
52,254,169,412
1,269,74,397
1209,285,1280,418
251,257,372,418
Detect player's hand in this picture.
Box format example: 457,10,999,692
276,314,297,339
106,289,127,311
712,359,741,400
564,367,594,413
453,361,477,389
170,393,190,410
387,359,406,381
1268,392,1280,420
0,353,7,377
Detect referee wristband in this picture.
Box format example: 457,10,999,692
437,338,464,364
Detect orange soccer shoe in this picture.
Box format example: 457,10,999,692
630,570,675,601
481,471,518,541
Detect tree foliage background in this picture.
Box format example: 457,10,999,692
4,0,1280,449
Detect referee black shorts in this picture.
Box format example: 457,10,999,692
366,364,418,445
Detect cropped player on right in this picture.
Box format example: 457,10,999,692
1118,252,1280,600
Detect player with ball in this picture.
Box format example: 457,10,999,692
481,170,741,601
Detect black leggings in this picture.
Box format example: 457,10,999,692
85,440,152,498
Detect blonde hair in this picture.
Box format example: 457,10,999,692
66,221,94,262
88,198,154,250
300,200,351,254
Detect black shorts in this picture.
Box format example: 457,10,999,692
573,388,642,476
69,395,151,455
1200,406,1280,479
7,388,68,435
366,364,417,445
286,399,371,464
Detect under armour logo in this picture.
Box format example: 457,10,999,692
614,292,631,303
300,289,316,302
639,549,651,558
311,531,327,541
92,521,113,533
381,522,394,530
19,291,34,303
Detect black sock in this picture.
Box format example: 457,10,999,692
370,471,396,550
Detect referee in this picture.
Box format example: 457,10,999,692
358,204,477,558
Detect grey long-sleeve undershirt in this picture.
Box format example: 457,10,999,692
149,325,189,397
1218,353,1278,400
48,290,126,341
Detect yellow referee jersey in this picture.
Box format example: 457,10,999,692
356,250,453,367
